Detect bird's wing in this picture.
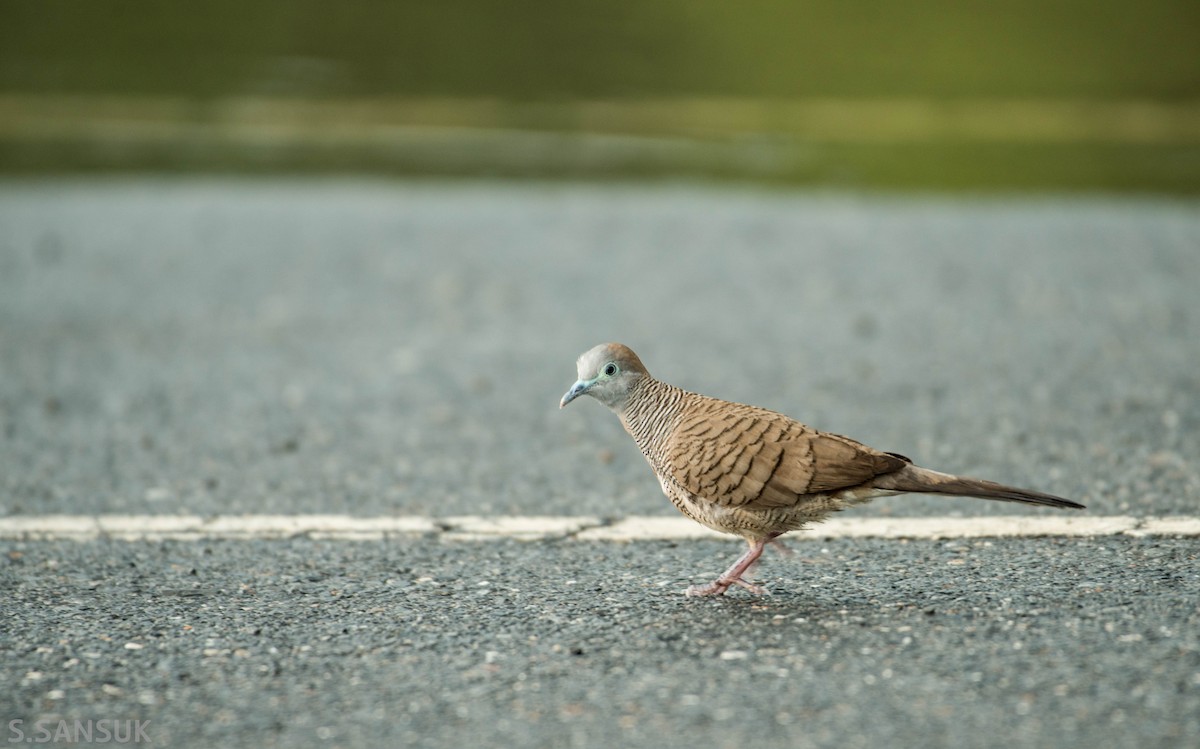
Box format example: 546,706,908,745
662,400,907,508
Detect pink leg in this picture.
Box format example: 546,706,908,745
686,536,775,597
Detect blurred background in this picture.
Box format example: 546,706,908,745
2,1,1198,520
2,0,1198,191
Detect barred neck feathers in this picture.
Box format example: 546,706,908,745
619,377,687,462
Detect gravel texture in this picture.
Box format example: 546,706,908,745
2,536,1198,749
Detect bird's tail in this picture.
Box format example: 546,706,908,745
872,465,1084,510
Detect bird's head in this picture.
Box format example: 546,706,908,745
560,342,650,412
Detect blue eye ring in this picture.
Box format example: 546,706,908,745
602,362,619,377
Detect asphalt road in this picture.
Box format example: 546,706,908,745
3,536,1198,749
1,179,1198,747
1,180,1197,519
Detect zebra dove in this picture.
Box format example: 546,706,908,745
560,342,1084,597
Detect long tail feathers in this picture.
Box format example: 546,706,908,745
874,465,1085,510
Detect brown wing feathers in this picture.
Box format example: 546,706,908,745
664,398,908,509
658,390,1080,511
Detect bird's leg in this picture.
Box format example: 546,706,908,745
686,537,771,597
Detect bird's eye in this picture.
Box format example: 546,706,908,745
602,362,619,377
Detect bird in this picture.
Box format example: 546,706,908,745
559,342,1084,597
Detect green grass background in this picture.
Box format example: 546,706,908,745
2,0,1198,191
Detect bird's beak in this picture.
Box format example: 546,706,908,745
559,379,591,408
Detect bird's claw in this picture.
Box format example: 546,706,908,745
685,577,769,597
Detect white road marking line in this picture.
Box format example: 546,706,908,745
439,516,602,541
1123,516,1200,538
0,515,1197,542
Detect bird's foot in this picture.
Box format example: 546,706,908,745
729,577,769,595
685,577,768,597
685,581,728,597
